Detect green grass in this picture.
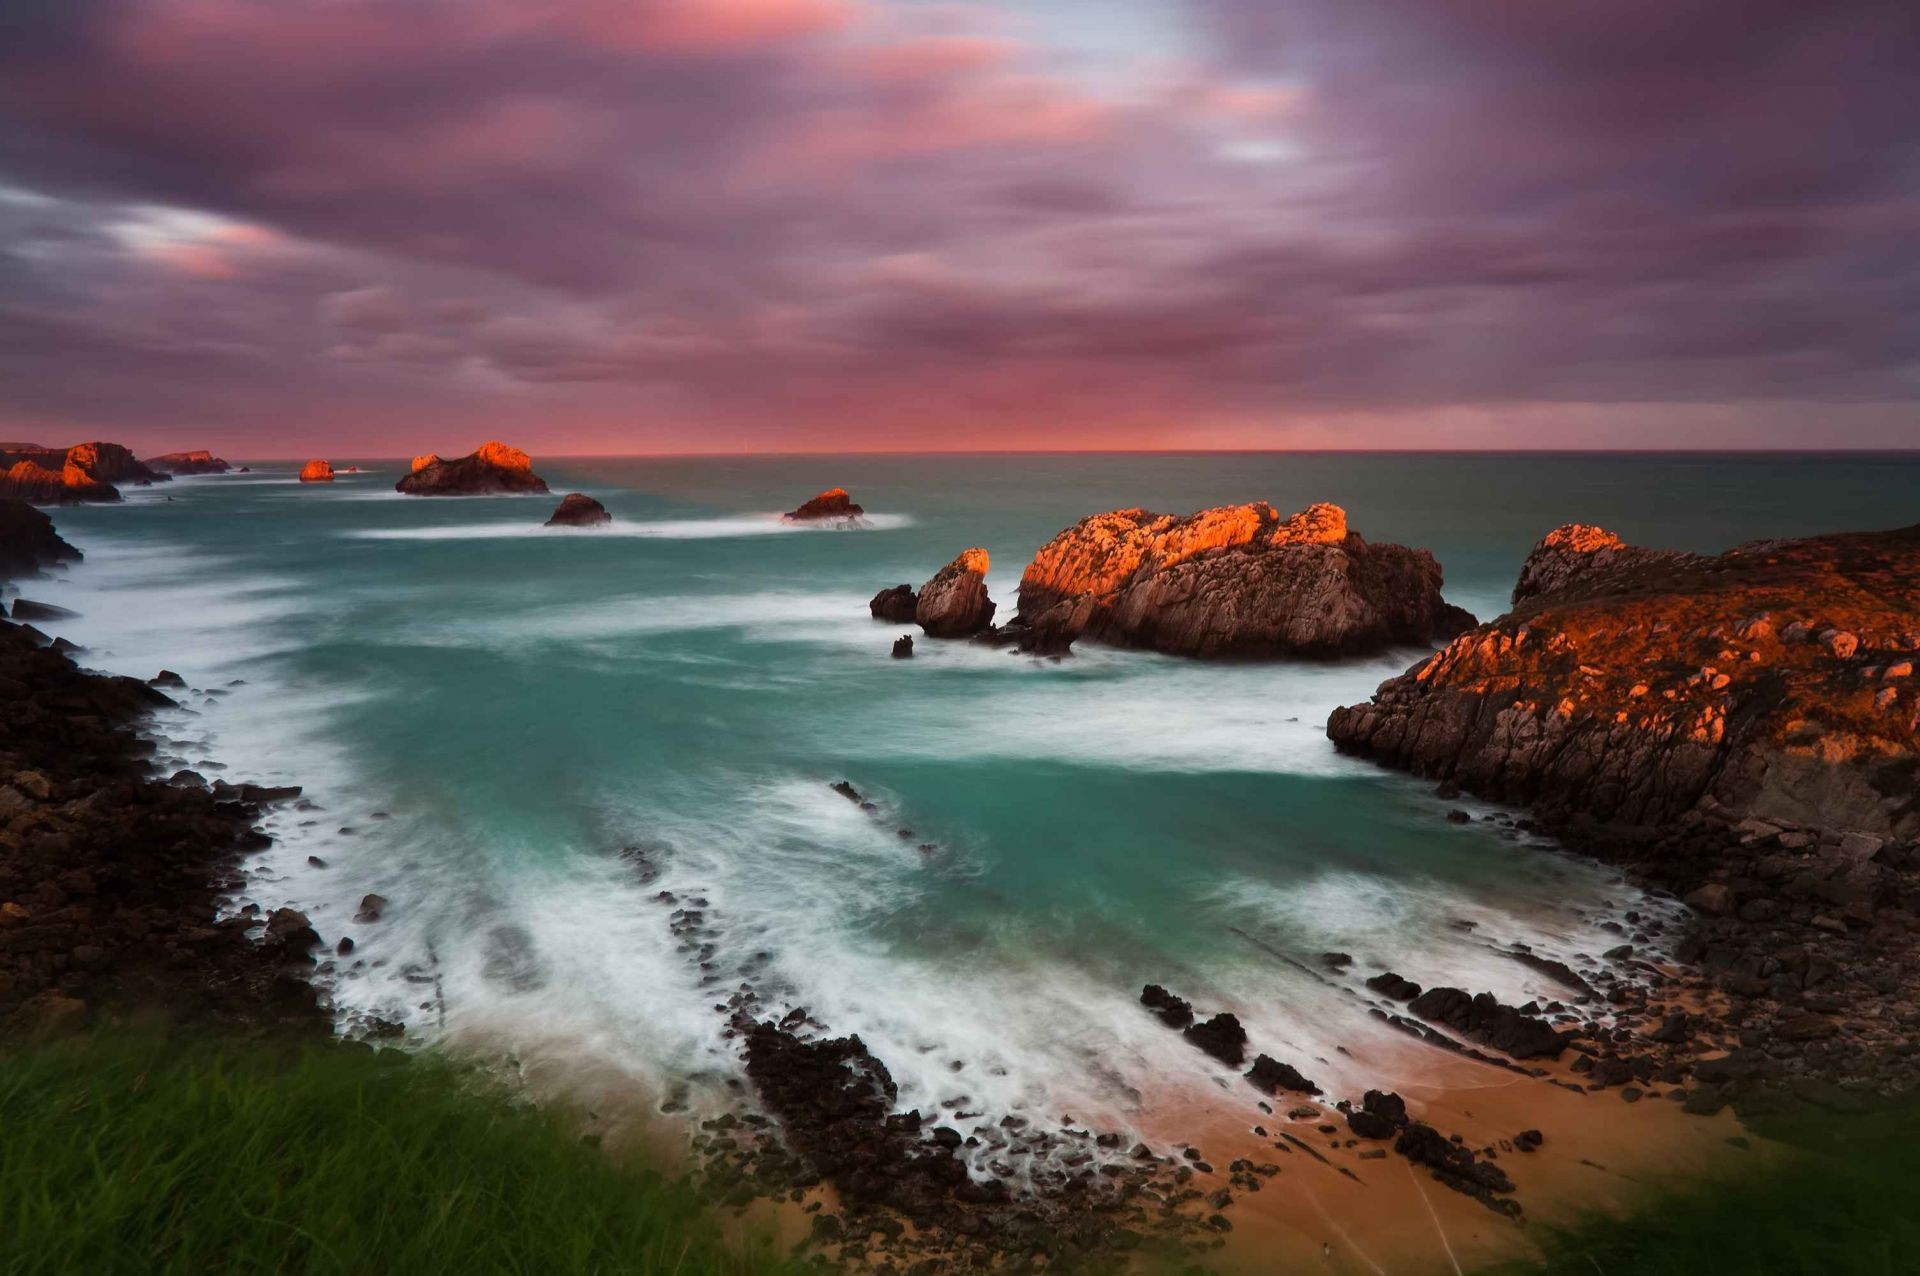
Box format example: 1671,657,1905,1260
0,1032,807,1276
1506,1102,1920,1275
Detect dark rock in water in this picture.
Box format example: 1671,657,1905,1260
297,459,334,483
1016,501,1475,659
354,894,388,923
1407,986,1568,1059
1140,983,1194,1029
1245,1054,1320,1095
0,500,83,579
1503,950,1596,999
1365,971,1422,1001
1183,1012,1248,1066
8,598,76,622
145,449,230,475
1347,1089,1410,1138
830,780,867,805
264,907,320,957
1319,951,1353,970
916,548,995,637
544,493,611,527
870,584,919,623
784,488,865,521
150,669,187,689
891,635,914,659
395,442,549,495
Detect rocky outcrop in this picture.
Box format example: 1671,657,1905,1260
870,585,919,623
395,441,549,495
0,460,119,505
297,460,335,483
544,493,610,527
1016,502,1475,658
144,449,230,475
0,501,82,581
1328,521,1920,842
410,454,440,473
64,443,164,486
915,548,995,637
784,487,865,521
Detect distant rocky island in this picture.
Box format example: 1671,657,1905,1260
298,459,335,483
397,442,549,496
784,487,865,522
145,449,230,475
1,441,169,504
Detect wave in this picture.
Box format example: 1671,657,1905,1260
341,512,913,540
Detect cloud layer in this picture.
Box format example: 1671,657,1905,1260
1,0,1915,452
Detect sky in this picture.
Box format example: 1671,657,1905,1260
1,0,1916,456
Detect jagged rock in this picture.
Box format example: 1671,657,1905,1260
1140,984,1194,1029
144,450,229,475
1245,1054,1320,1095
1364,971,1422,1000
1015,501,1475,658
0,500,82,580
784,488,865,521
870,584,919,623
1395,1122,1518,1215
1407,986,1568,1059
0,459,118,505
395,442,549,495
916,548,995,638
1346,1089,1410,1139
1183,1012,1248,1066
298,460,335,483
410,454,440,473
1329,520,1920,841
891,635,914,659
544,493,611,527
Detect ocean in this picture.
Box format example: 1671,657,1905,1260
34,451,1920,1152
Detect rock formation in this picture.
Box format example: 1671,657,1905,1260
395,441,549,495
410,454,440,473
0,440,169,504
891,635,914,659
1328,521,1920,841
544,493,611,527
1015,502,1475,658
0,500,82,580
915,548,995,637
298,459,335,483
0,460,119,505
143,449,230,475
784,487,865,521
869,585,919,623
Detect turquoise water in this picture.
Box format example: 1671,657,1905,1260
36,452,1920,1133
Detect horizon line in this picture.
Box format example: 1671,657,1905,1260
214,446,1920,462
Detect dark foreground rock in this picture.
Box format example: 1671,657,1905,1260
1406,987,1568,1059
869,584,919,623
1015,501,1475,658
0,501,81,580
396,442,549,495
784,488,865,521
544,493,611,527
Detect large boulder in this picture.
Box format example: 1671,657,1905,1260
869,584,919,623
297,459,335,483
1329,521,1920,841
916,548,995,637
396,442,549,495
144,450,230,475
1015,502,1475,658
784,487,865,521
0,501,82,582
545,493,611,527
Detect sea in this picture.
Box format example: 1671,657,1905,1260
33,451,1920,1144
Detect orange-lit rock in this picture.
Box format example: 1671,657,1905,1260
145,449,230,475
1329,521,1920,840
395,441,548,495
1015,501,1473,658
0,459,119,505
410,454,440,473
784,487,865,521
1,440,164,501
916,547,995,637
298,459,335,483
63,442,164,486
544,492,611,527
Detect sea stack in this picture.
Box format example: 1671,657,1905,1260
1328,520,1920,840
1014,501,1475,659
784,488,865,522
396,442,549,495
298,460,335,483
0,500,82,579
916,548,995,637
143,450,230,475
544,493,611,527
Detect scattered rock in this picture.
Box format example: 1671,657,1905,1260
544,493,611,527
297,459,335,483
784,488,865,522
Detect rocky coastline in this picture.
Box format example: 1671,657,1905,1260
396,442,548,495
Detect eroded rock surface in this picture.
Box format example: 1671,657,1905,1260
785,487,865,521
0,501,83,579
1016,501,1474,658
145,450,230,475
396,442,549,495
297,459,335,483
544,493,611,527
916,548,996,638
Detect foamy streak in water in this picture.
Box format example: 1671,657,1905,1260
343,513,914,541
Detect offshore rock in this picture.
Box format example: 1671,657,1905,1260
396,442,549,495
144,450,230,475
0,501,82,580
410,454,440,473
869,584,919,623
0,460,119,505
1016,501,1474,658
544,493,611,527
784,487,865,521
297,459,335,483
916,548,996,638
1328,521,1920,841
